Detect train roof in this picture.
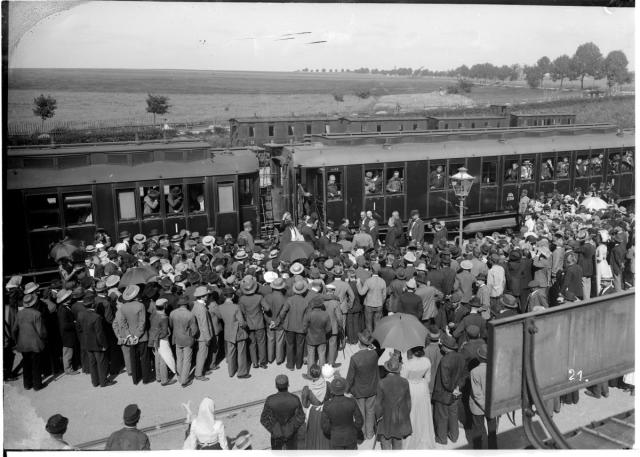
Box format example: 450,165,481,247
427,115,506,120
287,128,634,168
510,112,576,117
229,115,339,123
7,139,212,157
7,149,259,190
338,115,427,122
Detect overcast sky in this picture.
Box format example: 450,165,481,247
10,2,635,71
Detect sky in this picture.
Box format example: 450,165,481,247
9,2,635,71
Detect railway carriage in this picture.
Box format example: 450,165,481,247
6,140,260,273
276,123,634,231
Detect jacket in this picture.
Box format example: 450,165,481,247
57,305,77,348
397,292,422,321
408,218,425,243
169,306,198,347
192,300,213,342
261,290,287,327
356,275,387,309
456,270,475,304
77,309,108,351
432,351,467,405
506,258,533,297
303,305,332,345
323,298,342,335
578,242,595,278
260,391,305,440
213,300,248,342
562,264,584,299
346,348,380,398
148,312,170,348
206,302,223,336
321,395,364,447
279,295,309,333
374,373,412,439
238,293,266,330
12,307,47,353
469,362,487,415
105,427,151,451
120,300,148,342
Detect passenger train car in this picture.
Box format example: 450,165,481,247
6,140,260,273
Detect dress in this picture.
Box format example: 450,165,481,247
595,243,612,295
301,379,332,450
401,356,436,449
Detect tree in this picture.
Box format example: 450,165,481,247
33,94,57,131
550,54,572,88
603,50,630,92
146,93,170,126
524,65,544,89
572,42,604,89
332,93,344,111
537,56,551,74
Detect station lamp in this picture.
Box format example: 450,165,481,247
449,167,475,249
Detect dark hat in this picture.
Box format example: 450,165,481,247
564,291,578,302
119,231,130,239
357,329,374,346
440,334,458,350
108,250,119,260
160,277,173,289
123,404,141,426
395,268,407,280
509,250,522,261
177,295,190,306
330,377,347,395
466,325,480,338
310,295,325,308
46,414,69,435
476,273,487,282
410,209,420,217
427,324,441,341
477,344,488,361
500,293,518,309
384,357,401,373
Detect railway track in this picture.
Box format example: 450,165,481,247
547,409,635,449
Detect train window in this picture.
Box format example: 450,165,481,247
116,190,137,221
399,124,404,131
141,186,161,217
608,151,622,175
413,124,418,130
63,192,93,226
556,155,570,178
187,183,206,213
268,125,274,137
26,194,60,230
429,164,446,190
505,160,519,182
540,158,555,180
249,126,255,137
361,124,367,133
239,177,254,206
165,184,185,215
364,168,383,195
218,184,235,213
444,123,449,130
385,169,404,194
497,122,501,128
376,124,382,132
520,158,534,181
457,123,462,129
306,124,312,135
575,153,590,178
288,125,294,136
471,123,476,129
327,172,343,201
484,122,489,127
481,161,497,185
324,124,330,134
620,149,633,173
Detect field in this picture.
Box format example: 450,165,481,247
7,68,634,129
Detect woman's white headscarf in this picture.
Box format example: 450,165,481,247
184,397,227,449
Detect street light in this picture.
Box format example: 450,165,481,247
450,167,475,249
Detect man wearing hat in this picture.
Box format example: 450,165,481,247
143,188,160,215
302,295,332,374
610,231,627,292
321,377,364,449
262,277,287,365
561,252,584,301
169,295,198,386
210,287,250,378
279,280,309,371
260,374,306,450
356,263,387,333
453,298,487,345
238,221,255,252
41,414,76,450
121,284,152,385
12,293,47,390
576,231,596,300
105,404,150,450
468,344,497,449
148,298,175,386
424,325,443,393
526,280,548,312
375,357,412,449
456,260,475,304
114,231,131,254
408,209,425,245
77,292,114,388
387,268,406,314
345,329,380,441
497,294,519,319
192,286,214,381
486,254,506,311
432,334,467,445
238,276,268,369
55,289,77,376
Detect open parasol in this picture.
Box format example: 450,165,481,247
119,266,157,287
372,313,428,352
278,241,315,263
49,239,81,261
581,196,608,211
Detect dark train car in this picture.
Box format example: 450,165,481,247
338,116,429,133
427,115,507,130
279,124,634,231
6,140,260,273
509,112,577,127
229,116,342,146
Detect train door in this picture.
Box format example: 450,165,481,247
518,155,537,199
427,160,447,219
114,182,142,239
618,147,634,199
213,176,239,237
185,178,209,235
325,166,345,228
346,164,364,228
405,160,429,220
62,186,96,245
501,155,521,211
479,157,499,214
24,189,64,270
238,174,258,235
163,181,188,236
447,159,467,218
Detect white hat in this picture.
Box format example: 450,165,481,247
403,252,417,263
321,364,335,381
263,271,278,284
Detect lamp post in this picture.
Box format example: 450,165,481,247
450,167,475,250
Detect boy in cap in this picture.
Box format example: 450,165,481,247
105,404,150,450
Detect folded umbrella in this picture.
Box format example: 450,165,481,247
158,339,176,373
372,313,428,352
278,241,314,263
119,266,157,287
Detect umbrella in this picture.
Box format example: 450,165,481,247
278,241,315,263
49,240,80,261
581,196,608,211
372,313,428,352
119,266,157,287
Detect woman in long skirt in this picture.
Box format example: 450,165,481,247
401,346,436,449
301,364,332,450
595,230,612,295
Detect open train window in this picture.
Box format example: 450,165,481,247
376,124,382,132
288,125,294,136
481,161,497,185
505,159,520,182
620,149,633,173
249,126,255,137
26,194,60,230
165,184,185,216
385,168,404,194
268,125,274,137
520,157,534,181
141,185,161,217
540,157,555,180
607,151,622,175
364,168,383,195
575,153,591,178
413,123,418,130
187,183,206,213
326,172,343,201
63,192,93,226
239,177,254,206
429,163,446,190
116,190,137,221
589,150,605,176
555,155,570,178
306,124,312,135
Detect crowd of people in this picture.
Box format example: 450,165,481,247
4,183,634,450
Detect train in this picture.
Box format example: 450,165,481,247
5,115,634,274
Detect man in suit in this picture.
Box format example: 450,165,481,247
345,330,379,441
407,210,425,245
56,290,77,375
169,295,198,386
321,377,364,450
120,285,152,385
148,299,174,386
238,277,267,369
105,404,150,450
211,287,250,378
469,345,497,449
356,263,387,333
397,278,423,321
375,357,412,449
77,294,114,388
300,217,318,248
303,296,332,373
453,298,487,345
192,286,214,381
260,375,306,450
277,281,309,371
12,294,47,390
261,277,287,365
237,221,255,252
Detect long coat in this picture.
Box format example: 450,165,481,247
120,300,148,342
78,309,109,351
169,307,198,347
214,301,248,342
374,373,412,439
407,218,425,243
57,304,77,348
12,307,47,353
345,348,380,398
279,295,309,334
321,395,364,448
303,306,332,345
260,391,305,441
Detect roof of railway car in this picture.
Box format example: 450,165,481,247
7,149,259,190
7,140,213,157
229,116,340,123
288,129,634,167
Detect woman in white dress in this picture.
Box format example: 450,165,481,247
182,398,229,450
595,230,613,295
400,346,436,449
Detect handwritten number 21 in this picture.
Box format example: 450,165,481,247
568,369,583,381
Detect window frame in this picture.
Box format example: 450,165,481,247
429,161,447,191
326,168,344,202
185,179,207,215
480,158,498,187
25,191,63,231
62,190,95,227
384,166,405,195
268,125,275,137
116,188,138,222
364,166,385,196
164,182,187,218
217,182,236,214
140,182,163,219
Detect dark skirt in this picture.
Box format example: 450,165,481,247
305,406,331,450
345,312,364,345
